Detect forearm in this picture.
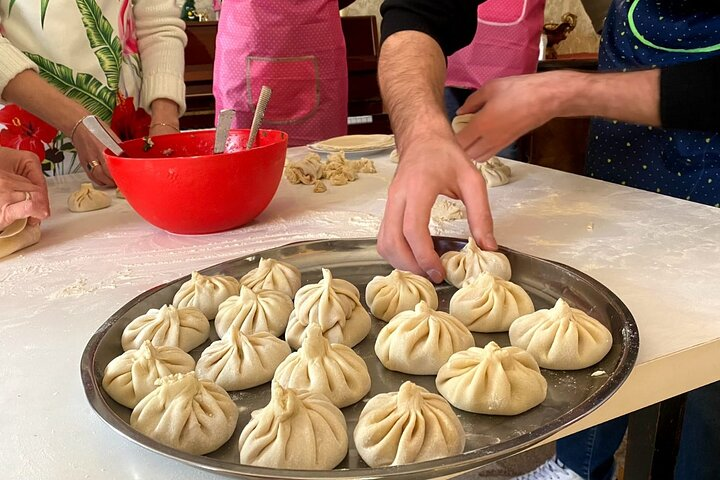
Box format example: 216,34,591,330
3,70,88,136
553,69,661,126
0,36,40,102
379,31,454,152
134,0,187,115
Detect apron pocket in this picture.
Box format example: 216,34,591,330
246,55,320,125
477,0,528,25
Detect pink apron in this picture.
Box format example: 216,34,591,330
446,0,546,90
213,0,348,146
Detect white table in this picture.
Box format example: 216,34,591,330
2,148,719,479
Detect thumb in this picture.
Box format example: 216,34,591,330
1,199,49,230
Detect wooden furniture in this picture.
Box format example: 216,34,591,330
181,16,391,134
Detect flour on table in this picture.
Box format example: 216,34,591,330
432,197,466,222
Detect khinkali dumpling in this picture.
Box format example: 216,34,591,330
214,285,293,338
354,381,465,467
238,383,348,470
0,217,41,259
196,329,290,391
449,272,534,332
239,257,301,298
131,372,238,455
102,340,195,408
285,268,371,350
436,342,547,415
509,298,613,370
375,301,474,375
441,237,512,286
121,304,210,352
173,271,240,319
273,323,371,408
365,269,439,322
451,113,473,134
477,157,511,187
67,182,111,212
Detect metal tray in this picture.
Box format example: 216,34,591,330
81,237,639,479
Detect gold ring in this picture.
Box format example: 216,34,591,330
88,160,101,172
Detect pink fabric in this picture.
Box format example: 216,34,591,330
213,0,348,146
446,0,546,90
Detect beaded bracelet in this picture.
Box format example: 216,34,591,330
149,122,181,132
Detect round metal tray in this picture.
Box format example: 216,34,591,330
80,237,639,479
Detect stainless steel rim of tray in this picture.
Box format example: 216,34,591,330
80,237,639,479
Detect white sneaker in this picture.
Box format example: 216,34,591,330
513,457,584,480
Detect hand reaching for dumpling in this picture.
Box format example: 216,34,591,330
0,147,49,230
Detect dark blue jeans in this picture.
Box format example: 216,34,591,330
556,381,720,480
443,86,519,160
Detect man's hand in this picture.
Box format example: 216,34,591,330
0,147,49,230
378,135,496,283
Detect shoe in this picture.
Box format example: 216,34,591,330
513,456,584,480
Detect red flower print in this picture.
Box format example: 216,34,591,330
110,93,151,141
118,0,139,55
0,105,57,160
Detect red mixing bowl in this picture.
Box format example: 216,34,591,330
105,129,288,234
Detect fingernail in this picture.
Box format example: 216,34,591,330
427,269,443,284
484,234,498,250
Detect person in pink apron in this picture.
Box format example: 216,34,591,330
213,0,351,146
444,0,546,158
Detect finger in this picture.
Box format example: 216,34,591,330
460,171,497,250
1,196,49,229
14,151,48,190
457,88,489,115
0,172,45,193
403,191,444,283
85,161,115,187
377,188,425,276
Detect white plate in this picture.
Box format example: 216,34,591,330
306,144,395,158
307,134,395,157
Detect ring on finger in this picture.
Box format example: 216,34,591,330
88,160,101,172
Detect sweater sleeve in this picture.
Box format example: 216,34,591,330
380,0,482,57
133,0,188,115
0,35,39,102
660,55,720,132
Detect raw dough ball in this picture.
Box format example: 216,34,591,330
196,329,290,391
477,157,511,187
374,301,474,375
285,268,371,349
441,237,512,286
239,257,301,298
131,372,238,455
273,323,371,408
238,383,348,470
285,152,323,185
121,304,210,352
173,271,240,319
451,113,474,134
365,269,439,322
354,381,466,467
0,218,41,258
67,182,111,212
449,272,534,332
214,285,293,338
102,340,195,408
436,342,547,415
509,298,613,370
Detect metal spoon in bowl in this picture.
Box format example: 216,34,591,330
246,86,272,150
213,109,236,154
82,115,125,156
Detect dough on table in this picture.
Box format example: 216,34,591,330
131,372,238,455
432,197,466,222
67,182,111,212
449,272,534,332
173,271,240,319
238,383,348,470
121,304,210,352
365,269,439,322
0,218,41,259
354,381,466,467
509,298,613,370
436,341,547,415
389,148,399,163
374,300,474,375
195,329,290,391
441,236,512,286
285,152,323,185
285,268,371,349
214,285,293,338
102,340,195,408
273,323,371,408
476,157,511,187
310,134,394,152
239,257,301,298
